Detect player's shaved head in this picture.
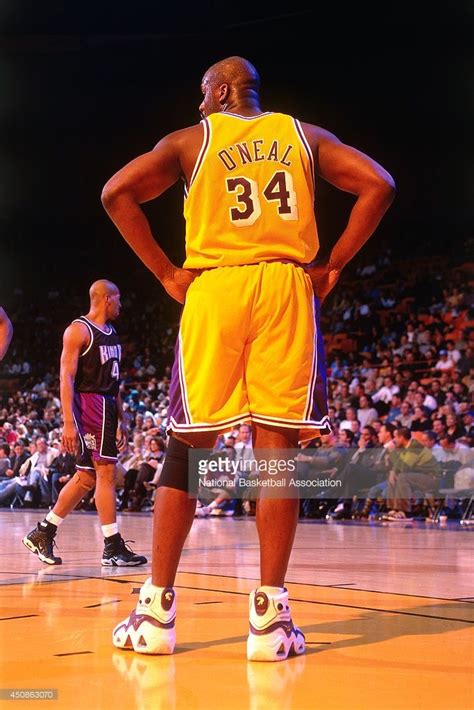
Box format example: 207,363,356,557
89,279,119,305
199,57,261,117
204,56,260,92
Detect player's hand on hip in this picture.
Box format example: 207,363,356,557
161,266,195,304
116,422,128,452
305,262,341,303
62,422,79,456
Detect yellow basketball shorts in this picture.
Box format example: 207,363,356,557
168,261,329,441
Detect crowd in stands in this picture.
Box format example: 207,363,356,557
0,244,473,520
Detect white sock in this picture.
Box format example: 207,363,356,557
102,522,119,538
45,512,64,527
208,500,218,509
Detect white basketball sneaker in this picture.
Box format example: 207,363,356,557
113,578,176,654
247,587,305,662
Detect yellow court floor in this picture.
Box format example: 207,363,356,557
0,511,473,710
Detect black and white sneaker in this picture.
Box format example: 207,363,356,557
102,534,147,566
22,523,62,565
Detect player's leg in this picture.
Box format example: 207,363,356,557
54,468,97,517
151,431,216,587
244,264,323,661
113,267,248,653
93,460,147,566
93,461,117,525
112,431,215,655
247,422,306,662
22,467,97,566
253,422,300,587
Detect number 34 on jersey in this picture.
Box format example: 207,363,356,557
227,170,298,226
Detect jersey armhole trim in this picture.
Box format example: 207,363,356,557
293,118,315,191
188,118,211,192
72,318,94,357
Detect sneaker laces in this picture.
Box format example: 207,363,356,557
119,538,137,554
38,525,59,548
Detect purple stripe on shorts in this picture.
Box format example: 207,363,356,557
307,298,330,428
168,335,187,426
73,392,103,435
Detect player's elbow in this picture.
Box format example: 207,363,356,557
373,172,396,205
101,180,121,210
101,177,133,211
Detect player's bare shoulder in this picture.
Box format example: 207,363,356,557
298,122,340,157
154,123,205,185
62,320,91,354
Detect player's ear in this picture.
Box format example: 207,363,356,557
218,83,230,106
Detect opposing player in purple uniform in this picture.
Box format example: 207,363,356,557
23,280,147,566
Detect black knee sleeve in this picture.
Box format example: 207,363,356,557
158,436,191,493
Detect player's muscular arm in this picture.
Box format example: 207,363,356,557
101,127,201,304
0,307,13,361
60,323,89,454
302,124,395,301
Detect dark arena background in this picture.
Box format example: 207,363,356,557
0,3,473,709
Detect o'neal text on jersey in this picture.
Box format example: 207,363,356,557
99,344,122,365
218,140,293,172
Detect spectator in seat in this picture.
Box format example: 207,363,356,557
339,407,359,432
411,406,432,432
386,394,403,424
234,424,254,468
445,412,464,440
385,427,441,520
19,436,59,506
396,401,414,429
330,426,384,519
436,434,472,467
2,423,18,447
337,429,356,448
421,430,439,452
0,444,11,479
433,350,455,374
6,442,29,479
126,436,165,511
354,423,396,519
50,442,76,505
357,395,379,428
458,412,473,448
446,340,461,364
457,346,473,378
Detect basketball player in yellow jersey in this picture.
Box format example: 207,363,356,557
102,57,395,660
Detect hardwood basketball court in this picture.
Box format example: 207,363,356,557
1,511,473,709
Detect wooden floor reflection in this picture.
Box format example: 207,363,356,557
1,510,473,709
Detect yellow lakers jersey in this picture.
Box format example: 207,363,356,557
183,112,319,268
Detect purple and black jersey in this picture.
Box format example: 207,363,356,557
73,316,121,397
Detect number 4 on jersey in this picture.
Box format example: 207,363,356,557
227,170,298,226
